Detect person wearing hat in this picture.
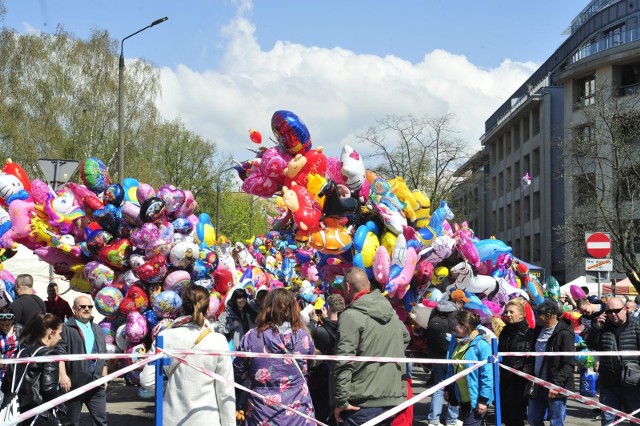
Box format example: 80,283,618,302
525,299,575,426
449,290,470,310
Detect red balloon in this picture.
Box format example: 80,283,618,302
249,129,262,144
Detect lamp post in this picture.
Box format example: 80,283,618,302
215,166,239,240
118,16,168,183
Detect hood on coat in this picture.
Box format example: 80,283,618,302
347,290,395,325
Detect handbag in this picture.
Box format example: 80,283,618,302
612,336,640,387
0,347,45,423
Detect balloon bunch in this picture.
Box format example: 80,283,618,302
237,110,563,333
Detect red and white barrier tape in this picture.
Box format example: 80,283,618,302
360,360,488,426
2,348,636,366
499,364,640,424
160,347,327,426
0,353,163,426
612,407,640,426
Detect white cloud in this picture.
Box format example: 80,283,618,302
156,13,538,164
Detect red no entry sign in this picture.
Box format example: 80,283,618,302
585,232,611,258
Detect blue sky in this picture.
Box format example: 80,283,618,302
3,0,588,161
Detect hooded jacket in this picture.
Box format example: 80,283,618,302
446,333,495,409
525,319,575,392
334,289,410,409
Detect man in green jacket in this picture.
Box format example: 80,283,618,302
334,267,410,426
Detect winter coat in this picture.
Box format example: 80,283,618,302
215,307,256,350
525,320,575,392
586,315,640,387
334,289,410,409
140,321,236,426
446,333,495,409
498,320,535,378
233,324,316,426
56,318,106,389
1,345,60,418
425,310,456,358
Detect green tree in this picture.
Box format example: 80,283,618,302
216,192,277,243
357,113,471,208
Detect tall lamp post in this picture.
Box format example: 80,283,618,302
215,166,239,240
118,16,168,183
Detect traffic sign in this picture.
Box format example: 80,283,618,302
37,159,79,190
585,258,613,271
585,232,611,258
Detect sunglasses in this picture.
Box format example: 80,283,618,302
0,313,14,320
75,305,94,310
605,307,624,315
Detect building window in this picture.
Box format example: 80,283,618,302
577,75,596,107
534,234,541,262
533,191,540,220
523,116,530,142
574,173,596,206
506,167,512,193
532,148,540,178
604,24,626,49
532,107,540,136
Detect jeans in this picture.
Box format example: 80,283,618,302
527,391,567,426
599,383,640,426
62,386,107,426
341,407,392,426
428,364,459,425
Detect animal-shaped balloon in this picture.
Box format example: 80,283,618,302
372,202,407,235
370,178,405,213
0,171,29,207
446,261,497,296
282,183,322,233
412,190,431,228
340,145,366,192
308,218,353,255
473,238,513,272
195,213,216,248
456,234,481,268
271,110,312,155
318,179,358,218
429,200,454,237
283,148,327,188
388,177,419,222
546,276,561,301
420,235,456,263
325,156,345,186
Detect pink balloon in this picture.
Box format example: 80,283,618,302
570,284,586,300
30,179,56,205
325,156,345,185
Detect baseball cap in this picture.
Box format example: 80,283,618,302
533,299,560,316
450,289,470,303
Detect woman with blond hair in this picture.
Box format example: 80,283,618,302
498,298,535,426
234,288,316,425
141,285,235,426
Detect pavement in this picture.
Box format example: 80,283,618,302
94,368,603,426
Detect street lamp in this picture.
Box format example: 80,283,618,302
118,16,168,183
215,166,239,240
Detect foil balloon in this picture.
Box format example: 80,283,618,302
249,128,262,144
169,241,199,269
94,286,124,317
140,197,166,223
206,291,222,320
104,183,125,207
125,311,148,344
115,324,131,352
163,270,192,295
152,290,182,318
84,261,115,290
80,157,111,194
156,185,185,214
271,110,312,155
2,159,31,195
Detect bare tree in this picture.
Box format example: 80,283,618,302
357,113,471,207
560,79,640,290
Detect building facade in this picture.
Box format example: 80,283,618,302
454,0,640,283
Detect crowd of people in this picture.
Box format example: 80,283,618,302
0,271,639,426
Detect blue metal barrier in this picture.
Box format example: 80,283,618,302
491,338,502,426
151,335,171,426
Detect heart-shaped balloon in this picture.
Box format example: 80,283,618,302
157,185,185,214
242,172,277,197
97,238,132,270
136,183,156,205
259,147,292,180
130,223,160,250
134,254,168,283
175,190,197,218
126,284,149,312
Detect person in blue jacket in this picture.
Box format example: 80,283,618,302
446,310,494,426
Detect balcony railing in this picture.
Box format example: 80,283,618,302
618,82,640,96
566,26,640,67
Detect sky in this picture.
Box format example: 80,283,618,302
3,0,588,164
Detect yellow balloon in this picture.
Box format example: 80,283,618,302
361,232,380,267
432,266,449,285
306,173,327,208
380,232,397,256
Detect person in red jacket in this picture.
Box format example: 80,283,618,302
44,283,73,322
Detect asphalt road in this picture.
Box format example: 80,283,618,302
93,369,605,426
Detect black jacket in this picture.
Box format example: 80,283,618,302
425,310,456,358
1,345,60,414
311,319,338,355
499,320,535,383
526,320,575,391
56,318,107,388
9,294,46,327
586,315,640,387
